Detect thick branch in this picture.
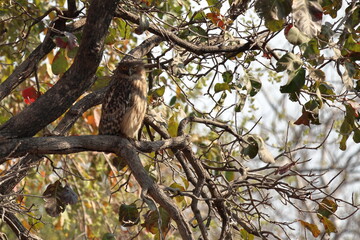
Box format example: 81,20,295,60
67,0,77,16
0,135,193,239
0,135,189,161
0,209,42,240
123,35,163,60
115,8,256,55
0,0,119,139
117,141,194,239
53,88,106,135
0,11,84,102
0,33,54,102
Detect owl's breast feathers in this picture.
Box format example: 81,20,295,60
98,60,147,138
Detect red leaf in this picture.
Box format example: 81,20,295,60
262,52,273,59
206,12,226,29
284,24,293,35
54,37,68,48
22,87,40,104
294,111,310,126
309,3,323,22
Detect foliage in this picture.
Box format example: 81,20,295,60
0,0,359,239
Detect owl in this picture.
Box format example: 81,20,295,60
98,59,147,138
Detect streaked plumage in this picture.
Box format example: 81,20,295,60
99,60,147,138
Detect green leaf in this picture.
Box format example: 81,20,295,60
344,34,360,53
339,103,358,148
240,228,254,240
265,19,284,31
143,207,171,237
344,61,357,78
242,70,261,96
318,198,338,218
102,233,116,240
255,0,292,32
115,18,131,39
169,96,177,106
118,203,140,227
353,128,360,143
181,176,189,189
340,119,353,135
280,67,306,93
249,78,261,97
302,39,320,60
285,25,311,45
241,135,260,159
235,92,247,112
318,82,336,100
322,0,342,18
0,108,12,124
344,4,360,33
169,183,185,203
319,22,335,45
207,0,221,8
340,134,348,150
51,49,68,75
192,10,206,20
66,46,78,58
190,26,207,37
222,70,233,83
217,91,227,106
304,100,320,124
154,86,165,97
315,87,323,108
105,27,117,45
180,26,208,41
214,82,231,93
276,52,303,72
92,76,111,91
341,61,355,90
225,170,235,181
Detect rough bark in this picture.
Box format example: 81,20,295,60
0,6,84,101
0,0,120,139
0,135,189,161
0,135,194,240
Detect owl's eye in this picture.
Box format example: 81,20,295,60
119,65,128,71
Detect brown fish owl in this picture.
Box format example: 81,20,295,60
99,59,147,138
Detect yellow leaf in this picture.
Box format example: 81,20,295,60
319,215,338,234
298,220,321,237
168,115,178,137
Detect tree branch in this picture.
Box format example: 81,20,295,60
0,9,84,102
0,209,42,240
0,135,189,162
53,87,106,135
115,8,256,55
0,135,194,239
0,0,119,139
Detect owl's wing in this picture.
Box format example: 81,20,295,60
98,79,132,135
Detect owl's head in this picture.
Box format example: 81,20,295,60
117,59,145,76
